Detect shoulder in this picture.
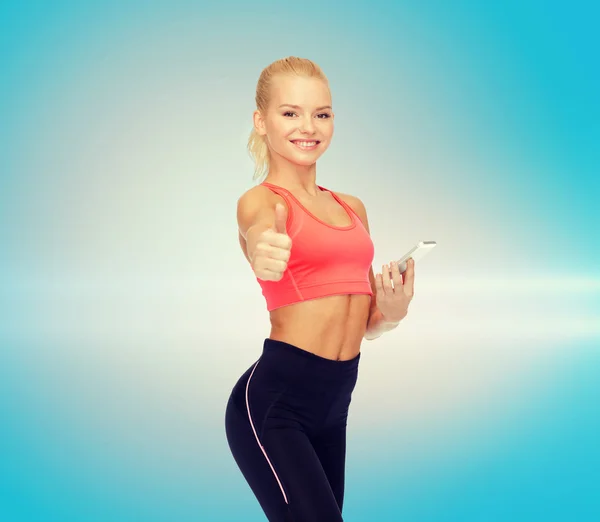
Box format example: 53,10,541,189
237,184,285,214
237,183,278,204
331,190,370,230
236,184,288,230
334,191,366,214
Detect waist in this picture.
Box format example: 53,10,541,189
261,338,360,385
268,294,371,359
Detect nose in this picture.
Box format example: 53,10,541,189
299,115,316,135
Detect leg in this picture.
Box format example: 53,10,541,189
226,359,344,522
312,424,348,512
225,394,291,521
260,420,344,522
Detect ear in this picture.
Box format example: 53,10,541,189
253,110,267,136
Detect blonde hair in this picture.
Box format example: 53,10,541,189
248,56,329,181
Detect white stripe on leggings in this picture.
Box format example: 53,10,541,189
245,360,289,504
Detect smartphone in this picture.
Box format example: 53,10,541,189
391,240,437,275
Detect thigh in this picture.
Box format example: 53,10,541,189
225,394,291,522
312,424,348,512
226,362,344,522
261,421,344,522
247,359,344,521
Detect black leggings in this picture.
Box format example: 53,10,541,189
225,338,360,522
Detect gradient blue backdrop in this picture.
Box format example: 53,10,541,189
1,1,599,521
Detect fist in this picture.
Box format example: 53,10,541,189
251,203,292,282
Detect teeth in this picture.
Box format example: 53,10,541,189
293,141,317,147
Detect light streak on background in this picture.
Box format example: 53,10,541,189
1,1,598,521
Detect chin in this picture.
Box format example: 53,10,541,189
292,155,322,167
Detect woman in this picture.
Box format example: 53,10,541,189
225,56,415,522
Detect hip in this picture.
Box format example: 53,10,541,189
228,338,360,434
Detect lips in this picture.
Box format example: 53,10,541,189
290,140,320,151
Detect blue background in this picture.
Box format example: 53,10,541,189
1,1,598,521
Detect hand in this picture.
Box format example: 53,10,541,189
251,203,292,282
374,258,415,323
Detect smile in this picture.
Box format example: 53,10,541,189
290,140,320,151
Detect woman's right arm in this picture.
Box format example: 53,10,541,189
237,188,291,282
237,187,279,262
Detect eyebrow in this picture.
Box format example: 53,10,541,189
278,104,332,111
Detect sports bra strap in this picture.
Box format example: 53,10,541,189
260,182,295,231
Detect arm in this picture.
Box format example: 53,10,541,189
237,186,286,263
363,307,401,341
336,193,402,341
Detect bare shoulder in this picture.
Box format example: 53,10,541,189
237,184,275,212
332,190,370,232
236,184,287,237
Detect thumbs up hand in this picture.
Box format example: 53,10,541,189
273,202,288,235
250,203,293,282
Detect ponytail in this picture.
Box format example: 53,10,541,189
247,127,270,181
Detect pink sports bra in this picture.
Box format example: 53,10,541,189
257,182,375,311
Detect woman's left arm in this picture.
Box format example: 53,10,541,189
337,193,416,341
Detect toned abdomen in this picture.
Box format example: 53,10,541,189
267,294,372,361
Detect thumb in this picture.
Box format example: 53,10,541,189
274,203,288,234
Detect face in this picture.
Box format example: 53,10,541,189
254,75,334,168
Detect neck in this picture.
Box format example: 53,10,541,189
263,157,320,197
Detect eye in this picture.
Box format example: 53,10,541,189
283,111,296,117
317,113,331,119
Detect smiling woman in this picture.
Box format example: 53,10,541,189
248,66,335,180
224,56,416,522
